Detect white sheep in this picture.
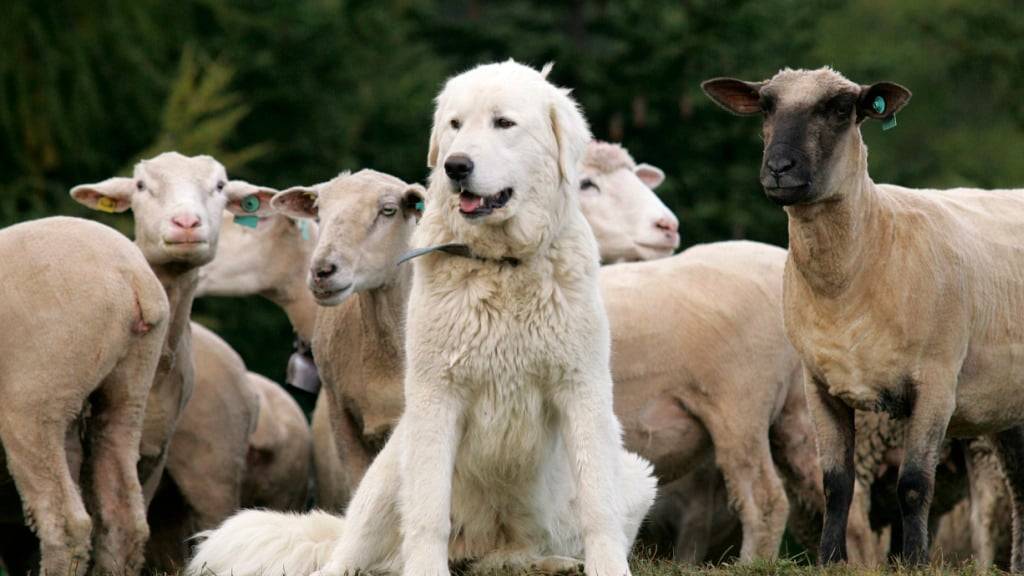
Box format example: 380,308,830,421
0,217,169,576
578,140,679,262
703,66,1024,570
70,152,277,511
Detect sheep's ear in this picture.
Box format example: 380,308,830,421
224,180,278,217
701,78,764,116
858,82,912,121
402,184,426,219
272,186,320,220
635,163,665,189
70,177,135,213
549,89,592,185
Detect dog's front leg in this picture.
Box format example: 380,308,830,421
399,381,463,576
555,370,632,576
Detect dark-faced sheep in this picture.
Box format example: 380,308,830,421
704,66,1024,570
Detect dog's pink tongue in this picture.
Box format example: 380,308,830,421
460,194,483,213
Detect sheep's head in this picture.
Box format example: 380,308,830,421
578,141,679,263
71,152,276,268
702,68,910,206
272,170,425,307
197,211,319,301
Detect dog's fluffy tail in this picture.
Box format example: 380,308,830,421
187,509,344,576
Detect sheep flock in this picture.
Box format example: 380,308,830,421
0,62,1021,576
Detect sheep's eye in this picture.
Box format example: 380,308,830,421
380,205,398,217
494,117,516,129
136,180,146,191
450,119,461,130
760,97,775,116
580,178,600,193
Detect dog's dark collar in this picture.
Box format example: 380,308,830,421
397,243,520,267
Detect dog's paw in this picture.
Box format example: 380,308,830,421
584,542,631,576
532,555,584,574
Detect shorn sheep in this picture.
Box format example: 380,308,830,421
703,66,1024,570
70,152,277,511
0,217,169,576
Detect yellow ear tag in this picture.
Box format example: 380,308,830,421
96,197,118,213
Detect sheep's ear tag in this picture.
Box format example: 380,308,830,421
299,220,310,241
873,96,897,131
415,200,425,213
234,215,259,229
241,195,261,213
96,197,118,213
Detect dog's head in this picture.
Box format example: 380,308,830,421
424,60,592,257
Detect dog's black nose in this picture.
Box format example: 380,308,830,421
444,154,474,181
766,155,795,177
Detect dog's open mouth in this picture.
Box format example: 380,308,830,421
459,188,513,218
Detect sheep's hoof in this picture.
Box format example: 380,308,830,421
532,556,584,574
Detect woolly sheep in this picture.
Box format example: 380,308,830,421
704,66,1024,570
0,217,169,576
70,152,277,509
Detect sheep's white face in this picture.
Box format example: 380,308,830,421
70,152,276,268
197,212,319,300
426,61,590,252
271,170,425,307
578,159,679,263
702,68,911,206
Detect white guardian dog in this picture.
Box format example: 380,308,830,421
187,60,656,576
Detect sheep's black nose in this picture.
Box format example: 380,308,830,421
314,262,337,280
444,154,474,181
766,156,795,177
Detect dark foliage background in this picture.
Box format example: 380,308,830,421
2,0,1022,393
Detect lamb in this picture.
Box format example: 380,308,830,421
145,321,260,571
703,66,1024,570
578,141,679,262
70,152,277,510
0,217,169,576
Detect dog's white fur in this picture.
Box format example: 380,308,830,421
187,61,655,576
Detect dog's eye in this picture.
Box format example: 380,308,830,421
380,205,398,217
450,119,461,130
215,180,226,193
580,178,600,193
494,117,516,129
136,180,146,192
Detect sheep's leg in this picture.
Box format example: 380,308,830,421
895,378,956,566
0,399,92,576
84,349,159,576
769,375,825,559
990,425,1024,572
804,372,855,564
670,472,718,563
965,438,1001,568
315,420,409,575
705,415,789,562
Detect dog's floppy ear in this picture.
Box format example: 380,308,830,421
426,103,443,169
549,88,592,185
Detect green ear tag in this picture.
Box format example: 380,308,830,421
241,195,261,213
234,215,259,228
299,220,310,240
882,115,898,131
415,201,425,212
872,96,886,115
